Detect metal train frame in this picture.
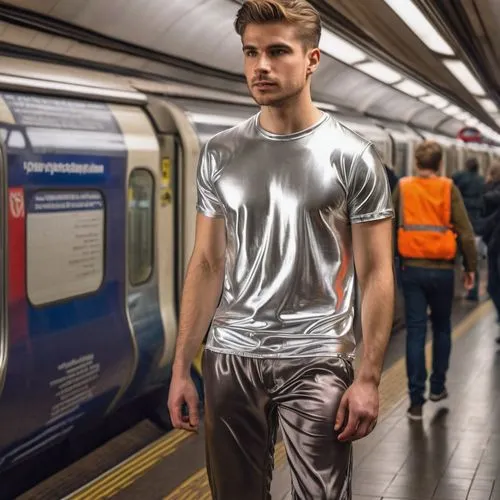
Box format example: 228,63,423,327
0,55,498,473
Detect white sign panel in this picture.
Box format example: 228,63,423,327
27,191,104,305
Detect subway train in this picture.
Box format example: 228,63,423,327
0,55,498,473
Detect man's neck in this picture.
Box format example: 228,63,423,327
258,94,323,135
417,169,438,179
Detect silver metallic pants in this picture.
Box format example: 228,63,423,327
203,350,354,500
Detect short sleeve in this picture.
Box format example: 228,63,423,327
348,143,394,224
196,143,224,218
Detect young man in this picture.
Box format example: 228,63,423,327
168,1,395,498
393,141,476,421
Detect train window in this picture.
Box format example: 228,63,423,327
128,169,154,286
447,147,457,173
7,130,26,149
27,190,105,306
394,142,408,177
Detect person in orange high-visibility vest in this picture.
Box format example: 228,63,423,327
393,140,477,421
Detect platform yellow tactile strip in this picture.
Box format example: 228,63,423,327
164,300,493,500
64,429,193,500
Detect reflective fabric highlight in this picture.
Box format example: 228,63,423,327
203,350,354,500
196,113,393,358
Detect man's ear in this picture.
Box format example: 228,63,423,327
307,47,320,76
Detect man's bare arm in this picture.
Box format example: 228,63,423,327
352,218,395,386
336,217,394,441
168,213,226,430
172,213,226,376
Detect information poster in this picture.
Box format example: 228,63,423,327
27,191,105,305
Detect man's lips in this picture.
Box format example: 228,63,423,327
253,81,277,89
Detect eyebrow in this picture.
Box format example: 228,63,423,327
242,43,293,52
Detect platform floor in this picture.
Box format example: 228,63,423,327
273,300,500,500
49,298,499,500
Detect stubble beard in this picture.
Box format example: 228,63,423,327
249,83,305,108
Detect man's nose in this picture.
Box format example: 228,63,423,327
255,53,271,73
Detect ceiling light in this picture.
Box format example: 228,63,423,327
393,79,427,97
443,60,486,96
442,104,461,116
383,0,454,55
320,29,367,65
420,93,449,109
478,98,498,113
355,61,402,84
466,117,479,127
455,111,470,121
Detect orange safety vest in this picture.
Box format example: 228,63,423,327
397,176,457,260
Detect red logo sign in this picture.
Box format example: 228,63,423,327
9,189,25,219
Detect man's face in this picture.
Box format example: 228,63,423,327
242,22,319,107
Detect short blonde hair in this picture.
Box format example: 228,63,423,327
488,162,500,183
234,0,322,49
415,140,442,172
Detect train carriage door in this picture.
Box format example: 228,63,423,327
155,133,177,367
0,138,6,397
108,104,177,404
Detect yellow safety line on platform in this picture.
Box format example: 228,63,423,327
163,300,493,500
64,429,192,500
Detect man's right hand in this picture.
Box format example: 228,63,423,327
167,373,200,432
463,271,475,291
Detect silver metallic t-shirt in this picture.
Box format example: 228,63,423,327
196,112,393,359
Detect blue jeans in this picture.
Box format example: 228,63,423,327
487,251,500,321
401,266,454,406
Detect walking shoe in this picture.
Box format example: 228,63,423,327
407,405,423,421
429,389,448,402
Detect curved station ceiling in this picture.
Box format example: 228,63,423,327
0,0,499,142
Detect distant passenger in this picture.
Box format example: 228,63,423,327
167,0,395,498
479,163,500,338
384,163,399,193
452,158,485,300
393,140,477,421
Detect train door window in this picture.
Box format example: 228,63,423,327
448,146,457,172
128,169,154,286
27,190,105,306
7,130,26,149
394,142,408,177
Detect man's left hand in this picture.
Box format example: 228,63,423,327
334,380,379,442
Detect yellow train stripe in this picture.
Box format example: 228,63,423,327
65,429,192,500
192,346,204,376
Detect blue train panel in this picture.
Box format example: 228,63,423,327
0,93,137,470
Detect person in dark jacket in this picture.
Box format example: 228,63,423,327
453,158,485,300
479,163,500,340
384,163,399,193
